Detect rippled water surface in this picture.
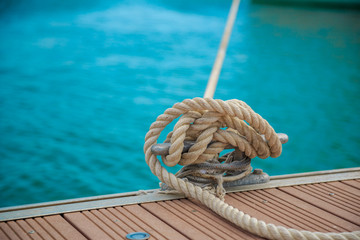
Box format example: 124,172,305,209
0,0,359,207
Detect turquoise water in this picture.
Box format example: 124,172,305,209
0,0,359,208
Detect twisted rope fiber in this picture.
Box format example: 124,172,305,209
144,98,360,240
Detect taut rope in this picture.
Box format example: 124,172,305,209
204,0,240,98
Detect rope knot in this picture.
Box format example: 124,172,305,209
144,98,360,239
151,98,282,168
145,98,285,198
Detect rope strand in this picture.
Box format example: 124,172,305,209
144,1,360,239
144,98,360,240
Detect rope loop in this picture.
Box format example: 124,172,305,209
144,98,360,240
146,97,282,168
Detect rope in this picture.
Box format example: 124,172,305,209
144,97,360,240
204,0,240,98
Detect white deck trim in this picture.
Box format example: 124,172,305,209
1,167,359,221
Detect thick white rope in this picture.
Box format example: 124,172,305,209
144,97,360,240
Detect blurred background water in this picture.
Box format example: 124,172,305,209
0,0,359,208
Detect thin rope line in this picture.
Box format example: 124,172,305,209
204,0,241,99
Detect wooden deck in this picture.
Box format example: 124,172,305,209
0,168,359,239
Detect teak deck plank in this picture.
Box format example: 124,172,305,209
183,198,258,239
178,199,259,239
0,222,21,240
161,200,227,240
342,180,360,189
281,185,360,225
4,221,30,240
324,181,360,198
114,206,166,239
257,189,332,232
44,215,87,240
242,190,324,231
104,208,137,234
0,228,11,240
24,218,54,240
16,220,43,240
1,176,359,240
64,212,112,240
91,209,128,237
33,217,66,240
84,210,123,239
226,193,288,227
123,204,188,240
142,201,212,239
264,188,357,231
301,184,359,213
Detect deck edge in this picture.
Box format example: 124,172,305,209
1,167,359,221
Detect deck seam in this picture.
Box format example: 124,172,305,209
173,199,236,239
126,206,172,240
34,218,65,240
7,221,30,240
0,223,15,240
60,214,90,240
95,209,128,235
0,227,10,240
93,209,128,237
83,211,117,240
261,189,344,232
112,208,140,234
168,200,227,239
97,208,130,236
234,192,295,228
106,208,136,234
113,207,154,235
85,211,118,240
278,187,360,226
238,191,308,230
179,200,239,239
311,182,360,203
43,216,70,240
17,219,44,240
249,190,328,232
276,188,358,231
295,185,358,214
120,206,168,240
229,193,290,228
320,182,360,200
28,219,54,240
121,207,166,239
341,180,360,189
184,199,260,240
240,191,305,229
19,218,49,240
138,204,190,240
25,218,52,240
335,181,360,196
169,200,231,240
144,201,212,240
158,201,218,240
309,184,359,210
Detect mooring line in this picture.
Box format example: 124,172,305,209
204,0,241,99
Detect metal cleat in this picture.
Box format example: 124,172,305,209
151,133,288,156
152,133,288,189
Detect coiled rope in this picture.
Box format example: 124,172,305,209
144,98,360,240
144,1,359,239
